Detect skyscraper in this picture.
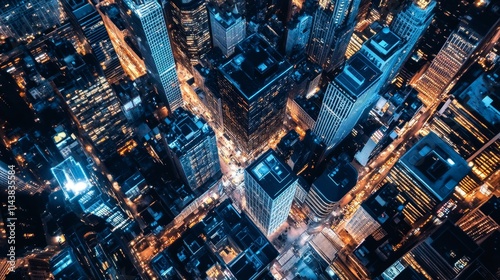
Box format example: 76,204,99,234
164,108,222,190
358,26,403,87
413,19,482,107
61,0,125,85
305,160,357,221
382,132,470,225
380,221,481,280
307,0,361,72
50,248,90,280
208,3,246,57
218,34,293,154
426,97,500,182
285,14,313,56
457,196,499,243
0,0,60,41
52,41,131,160
389,0,436,82
313,53,381,149
244,149,298,236
169,0,211,64
51,157,129,230
344,183,406,244
121,0,182,111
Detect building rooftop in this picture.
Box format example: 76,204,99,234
312,160,358,203
364,27,401,61
164,108,215,156
121,172,147,194
479,196,500,225
51,157,91,200
294,93,323,121
399,132,470,201
309,228,344,263
362,183,405,225
208,3,242,29
335,53,381,98
219,34,292,100
458,70,500,126
420,221,481,271
246,149,297,199
166,200,278,280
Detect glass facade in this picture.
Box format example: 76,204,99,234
123,0,182,111
62,0,125,85
307,0,361,71
218,34,292,154
414,22,481,106
166,109,221,190
57,57,131,159
169,0,211,64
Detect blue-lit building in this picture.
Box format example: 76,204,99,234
313,53,382,149
0,0,60,41
50,248,89,280
307,0,361,71
389,0,436,82
165,108,222,190
244,149,298,235
121,0,182,111
382,132,470,225
208,3,246,57
51,157,129,230
305,159,358,221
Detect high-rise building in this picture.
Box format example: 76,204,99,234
51,157,129,230
0,161,40,194
382,132,470,225
165,108,222,190
52,41,131,160
389,0,436,82
358,27,403,87
60,221,140,280
413,19,482,107
379,221,481,280
121,0,182,111
285,14,313,56
457,196,499,243
305,160,357,221
313,53,381,149
344,183,406,244
50,248,90,280
244,149,298,236
61,0,125,85
459,230,500,280
208,3,246,57
425,96,500,182
97,3,147,80
0,0,60,41
218,34,293,154
169,0,211,64
307,0,362,71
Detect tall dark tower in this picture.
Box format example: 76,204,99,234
307,0,362,72
61,0,125,84
169,0,212,65
217,34,293,155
